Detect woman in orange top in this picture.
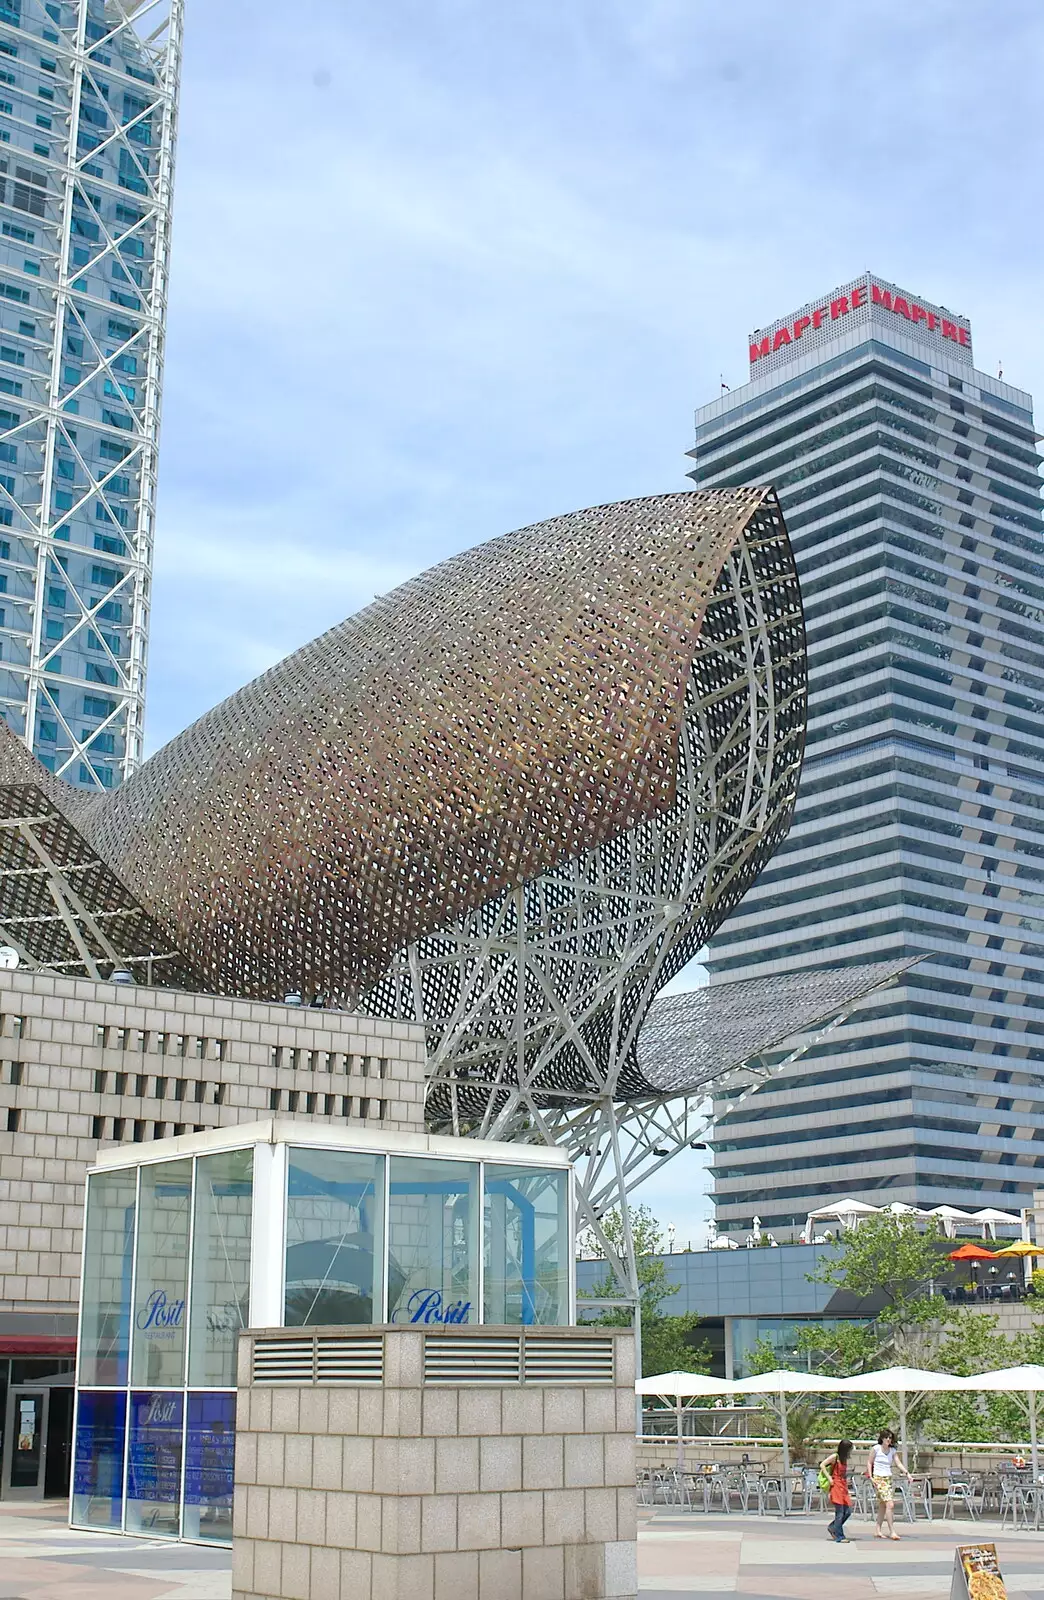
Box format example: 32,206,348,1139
819,1440,854,1543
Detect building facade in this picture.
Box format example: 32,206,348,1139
0,964,427,1498
0,0,182,787
689,272,1044,1234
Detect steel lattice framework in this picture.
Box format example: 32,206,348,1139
0,0,182,787
0,485,902,1305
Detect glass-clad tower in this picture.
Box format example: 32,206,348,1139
0,0,181,787
689,273,1044,1234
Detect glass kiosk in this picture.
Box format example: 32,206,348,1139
71,1121,573,1544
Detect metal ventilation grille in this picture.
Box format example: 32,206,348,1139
424,1334,522,1384
252,1337,315,1384
316,1336,383,1384
523,1336,615,1385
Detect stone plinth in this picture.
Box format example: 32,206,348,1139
232,1324,637,1600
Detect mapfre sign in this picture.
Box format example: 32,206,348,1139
748,275,972,371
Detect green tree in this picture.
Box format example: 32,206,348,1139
803,1215,947,1370
585,1204,711,1379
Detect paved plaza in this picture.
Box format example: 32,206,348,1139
5,1500,1044,1599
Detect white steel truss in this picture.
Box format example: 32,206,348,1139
0,0,182,787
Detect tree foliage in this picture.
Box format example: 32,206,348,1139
586,1203,711,1379
804,1215,947,1370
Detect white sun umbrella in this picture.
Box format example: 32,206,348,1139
635,1372,738,1470
730,1369,852,1509
953,1365,1044,1483
837,1366,970,1468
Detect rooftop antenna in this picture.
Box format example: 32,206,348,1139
998,361,1004,380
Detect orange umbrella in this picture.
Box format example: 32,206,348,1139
948,1242,998,1260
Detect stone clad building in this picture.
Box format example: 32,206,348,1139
0,967,425,1387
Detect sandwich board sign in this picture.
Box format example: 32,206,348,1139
951,1543,1008,1600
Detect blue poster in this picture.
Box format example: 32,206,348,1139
184,1391,235,1540
126,1390,183,1536
71,1391,126,1531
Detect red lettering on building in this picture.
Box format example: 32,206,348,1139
749,280,969,364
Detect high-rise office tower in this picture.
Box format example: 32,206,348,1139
689,273,1044,1234
0,0,181,787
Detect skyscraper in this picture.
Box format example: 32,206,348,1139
689,273,1044,1234
0,0,181,788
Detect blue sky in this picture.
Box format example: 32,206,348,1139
148,0,1044,1238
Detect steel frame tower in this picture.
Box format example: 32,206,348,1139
0,0,182,787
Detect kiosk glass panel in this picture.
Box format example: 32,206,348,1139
125,1390,183,1537
188,1148,253,1386
72,1390,126,1529
78,1168,136,1386
130,1160,192,1387
388,1157,479,1325
285,1148,385,1326
483,1164,570,1325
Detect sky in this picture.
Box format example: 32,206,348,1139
147,0,1044,1242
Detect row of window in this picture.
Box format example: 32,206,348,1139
267,1087,388,1119
94,1025,227,1057
94,1070,226,1105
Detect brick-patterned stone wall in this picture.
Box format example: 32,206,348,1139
0,970,426,1317
232,1325,637,1600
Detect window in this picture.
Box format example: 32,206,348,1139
101,409,131,431
54,490,72,510
47,654,60,672
2,222,32,243
35,115,52,130
284,1147,385,1326
17,320,32,336
107,317,135,340
112,354,136,375
98,439,129,462
106,476,130,496
86,660,118,685
388,1156,480,1325
83,728,114,753
63,365,80,385
0,345,23,367
47,584,64,606
0,282,29,303
0,377,21,396
83,693,114,716
12,166,46,217
56,457,74,479
38,718,56,741
36,85,53,101
91,564,120,586
44,619,62,639
94,534,124,554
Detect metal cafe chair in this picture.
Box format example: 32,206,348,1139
942,1471,979,1520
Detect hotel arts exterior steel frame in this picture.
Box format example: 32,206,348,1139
0,488,910,1313
0,0,182,786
